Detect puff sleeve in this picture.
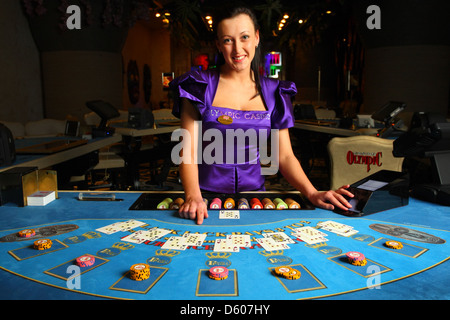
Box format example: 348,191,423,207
271,80,297,129
169,70,213,119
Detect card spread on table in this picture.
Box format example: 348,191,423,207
226,234,251,247
162,236,188,250
291,226,328,244
263,232,295,244
96,222,126,235
213,239,240,252
256,237,290,251
121,227,171,244
96,220,147,235
182,233,207,247
317,221,358,237
219,210,240,219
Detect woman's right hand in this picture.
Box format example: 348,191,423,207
178,196,209,225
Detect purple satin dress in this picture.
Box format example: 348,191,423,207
170,69,297,193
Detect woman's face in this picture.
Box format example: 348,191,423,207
216,13,259,73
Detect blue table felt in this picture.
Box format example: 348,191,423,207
0,191,449,301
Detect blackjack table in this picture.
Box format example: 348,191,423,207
0,190,449,302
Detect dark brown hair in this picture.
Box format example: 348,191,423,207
214,6,263,95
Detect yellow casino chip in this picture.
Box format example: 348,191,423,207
385,240,403,249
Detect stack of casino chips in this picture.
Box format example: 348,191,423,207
237,198,249,209
157,198,173,209
346,251,367,266
76,255,95,268
210,198,222,209
273,266,301,280
208,266,229,280
262,198,275,209
223,198,235,209
285,198,301,209
385,240,403,249
273,198,288,209
155,195,302,210
129,263,150,281
250,198,263,209
33,239,52,250
18,229,36,238
169,198,184,210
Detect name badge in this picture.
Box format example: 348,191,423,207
218,115,233,125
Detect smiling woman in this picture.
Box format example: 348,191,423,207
169,5,354,225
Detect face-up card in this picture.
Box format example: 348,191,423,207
119,219,147,231
162,236,187,250
96,222,124,234
256,238,290,251
226,234,251,247
317,221,358,237
219,210,240,219
182,233,207,247
263,232,295,244
291,226,328,244
144,227,172,241
121,230,149,244
213,239,239,252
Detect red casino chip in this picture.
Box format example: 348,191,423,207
210,198,222,209
250,198,263,209
76,255,95,268
346,251,365,262
209,266,229,280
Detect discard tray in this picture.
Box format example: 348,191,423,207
129,192,315,211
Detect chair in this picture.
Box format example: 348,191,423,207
327,136,404,190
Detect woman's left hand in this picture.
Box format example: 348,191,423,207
308,185,354,211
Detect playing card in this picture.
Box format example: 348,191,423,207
256,237,290,251
144,227,172,241
118,219,147,231
182,233,207,246
226,234,251,247
121,230,149,244
317,220,357,237
213,239,239,252
161,236,187,250
96,222,124,234
219,210,240,219
262,232,295,244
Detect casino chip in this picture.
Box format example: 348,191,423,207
169,198,184,210
238,198,249,209
209,266,229,280
157,198,173,209
385,240,403,249
285,198,301,209
210,198,222,209
273,266,301,280
346,251,367,266
129,263,150,281
273,198,288,209
224,198,235,209
18,229,35,238
76,254,95,268
250,198,263,209
33,239,52,250
262,198,275,209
